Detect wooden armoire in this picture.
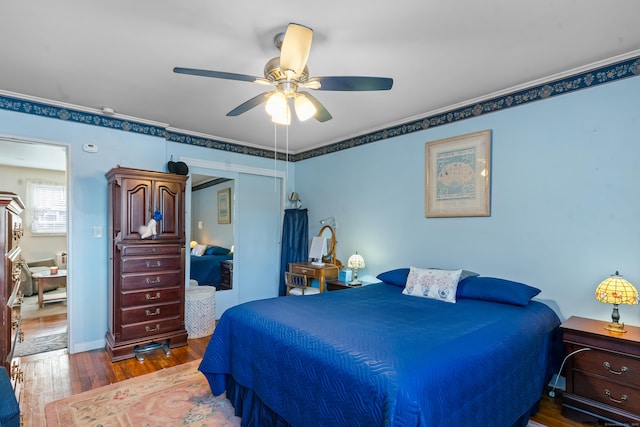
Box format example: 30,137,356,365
0,192,24,395
105,167,188,362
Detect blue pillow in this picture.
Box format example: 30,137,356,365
376,268,410,287
456,276,541,306
376,268,479,287
204,245,230,256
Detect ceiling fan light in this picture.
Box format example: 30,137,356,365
265,92,288,117
270,101,291,125
295,94,316,121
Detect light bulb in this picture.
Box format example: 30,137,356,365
265,92,288,117
294,93,316,121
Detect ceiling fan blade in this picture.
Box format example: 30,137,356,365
173,67,260,83
279,23,313,80
306,76,393,91
226,92,273,117
299,91,332,122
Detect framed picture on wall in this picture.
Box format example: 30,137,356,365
218,187,231,224
425,130,491,218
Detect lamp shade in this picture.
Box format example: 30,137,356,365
595,271,638,305
189,240,198,249
348,252,365,270
294,93,316,121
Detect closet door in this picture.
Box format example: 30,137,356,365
154,180,184,241
120,178,152,241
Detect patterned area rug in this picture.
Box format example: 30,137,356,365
14,332,67,357
45,359,240,426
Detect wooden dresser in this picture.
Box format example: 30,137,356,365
0,192,24,397
561,315,640,425
105,167,188,362
288,262,339,293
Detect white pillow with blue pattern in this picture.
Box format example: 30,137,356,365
402,266,462,303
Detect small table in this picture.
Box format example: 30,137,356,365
288,262,339,293
326,280,362,291
32,270,67,308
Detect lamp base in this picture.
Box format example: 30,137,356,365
348,280,362,286
605,322,627,333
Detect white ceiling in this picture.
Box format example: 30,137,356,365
1,1,639,154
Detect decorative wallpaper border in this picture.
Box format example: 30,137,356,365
1,55,638,162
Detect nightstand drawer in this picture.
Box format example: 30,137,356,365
574,348,640,384
574,371,640,413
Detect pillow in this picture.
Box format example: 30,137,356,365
377,267,479,287
191,244,207,256
204,245,230,256
456,276,541,306
402,267,462,303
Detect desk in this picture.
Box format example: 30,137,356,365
288,262,339,293
32,270,67,308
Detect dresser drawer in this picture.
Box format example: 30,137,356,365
121,271,182,291
120,317,182,341
574,349,640,385
121,302,181,324
574,371,640,413
289,264,320,279
121,244,181,256
121,288,181,306
121,255,182,273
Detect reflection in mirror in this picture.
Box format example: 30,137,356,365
319,225,341,266
190,174,234,290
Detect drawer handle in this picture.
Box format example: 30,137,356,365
146,260,162,268
145,308,161,317
145,292,161,300
605,389,628,404
146,277,161,284
145,324,160,332
603,361,629,375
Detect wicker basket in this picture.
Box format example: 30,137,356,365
185,286,216,338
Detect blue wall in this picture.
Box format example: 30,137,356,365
296,75,640,325
0,111,291,352
2,73,639,352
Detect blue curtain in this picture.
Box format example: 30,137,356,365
279,208,308,296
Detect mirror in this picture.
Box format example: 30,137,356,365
319,225,341,266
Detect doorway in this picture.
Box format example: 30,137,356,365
0,137,68,356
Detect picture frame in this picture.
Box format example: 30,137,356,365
425,130,491,218
217,187,231,224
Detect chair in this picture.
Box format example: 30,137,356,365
285,272,320,296
20,258,59,296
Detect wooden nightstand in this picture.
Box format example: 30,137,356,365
326,280,362,291
561,316,640,425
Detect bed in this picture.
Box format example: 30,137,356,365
199,269,562,427
189,245,233,288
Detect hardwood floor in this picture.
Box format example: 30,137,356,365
17,313,591,426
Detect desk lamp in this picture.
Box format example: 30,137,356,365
595,271,638,333
348,252,365,285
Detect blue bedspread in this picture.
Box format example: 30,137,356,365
190,254,232,287
200,283,561,427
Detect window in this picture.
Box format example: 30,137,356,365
29,182,67,235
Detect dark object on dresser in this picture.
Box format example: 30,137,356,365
105,167,188,362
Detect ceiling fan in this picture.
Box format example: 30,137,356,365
173,23,393,125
